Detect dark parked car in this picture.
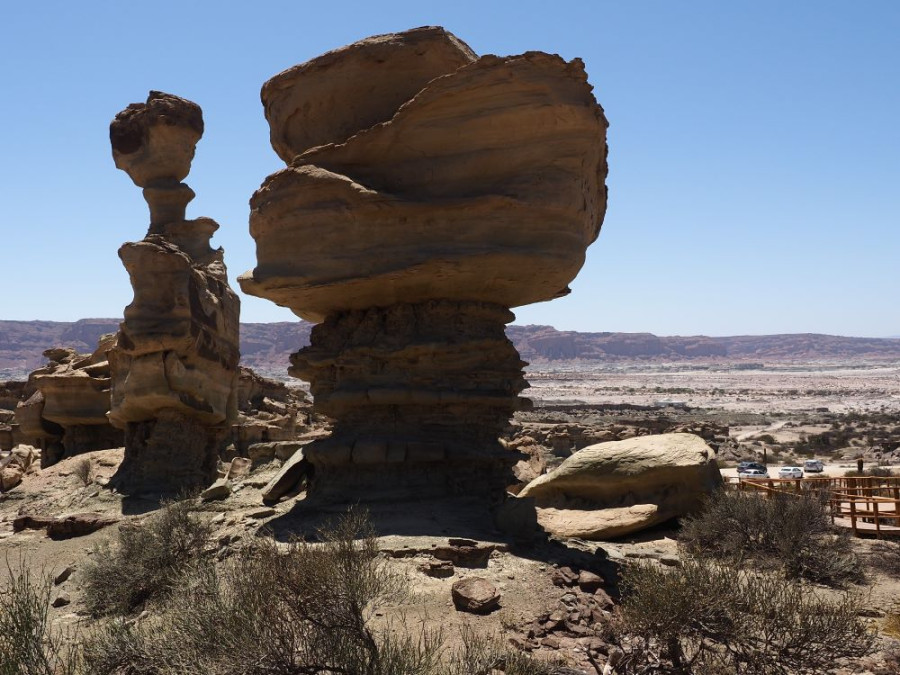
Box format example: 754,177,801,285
737,461,767,474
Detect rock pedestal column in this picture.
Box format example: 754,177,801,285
291,301,529,500
108,92,240,492
239,27,608,505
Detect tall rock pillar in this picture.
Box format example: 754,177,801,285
239,27,608,505
108,92,240,492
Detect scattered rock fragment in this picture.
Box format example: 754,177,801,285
227,457,252,479
201,478,232,501
419,558,455,578
431,538,495,567
451,577,500,614
12,513,119,539
577,570,604,593
261,447,310,504
48,513,120,539
54,565,75,585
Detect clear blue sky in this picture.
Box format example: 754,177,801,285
1,1,897,337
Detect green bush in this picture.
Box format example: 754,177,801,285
81,497,213,616
679,489,862,586
615,559,874,674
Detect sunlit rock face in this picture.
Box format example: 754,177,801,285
109,91,240,493
239,27,608,503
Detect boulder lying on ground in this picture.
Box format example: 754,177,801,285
518,433,721,539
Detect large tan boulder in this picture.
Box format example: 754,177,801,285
518,433,721,539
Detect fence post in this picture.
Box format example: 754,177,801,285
850,499,858,537
874,501,881,539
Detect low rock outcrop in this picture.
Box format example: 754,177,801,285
239,26,608,504
14,336,122,465
108,92,240,492
232,366,310,454
518,433,721,539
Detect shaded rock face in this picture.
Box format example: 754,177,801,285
239,27,608,504
14,337,122,465
518,433,722,539
108,91,240,493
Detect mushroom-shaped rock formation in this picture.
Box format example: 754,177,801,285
239,27,608,504
109,91,240,493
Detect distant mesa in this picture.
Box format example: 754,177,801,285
3,320,900,382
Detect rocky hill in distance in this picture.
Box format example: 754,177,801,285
507,325,900,363
2,319,900,380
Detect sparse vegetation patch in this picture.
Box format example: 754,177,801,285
614,559,874,675
82,497,213,616
679,489,863,586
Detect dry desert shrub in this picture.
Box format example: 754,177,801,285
614,559,874,675
869,540,900,577
0,562,78,675
81,496,213,617
72,458,93,486
81,508,561,675
679,489,863,586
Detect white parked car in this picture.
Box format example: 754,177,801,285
778,466,804,479
738,468,768,479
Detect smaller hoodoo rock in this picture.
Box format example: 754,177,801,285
108,92,240,493
15,335,122,466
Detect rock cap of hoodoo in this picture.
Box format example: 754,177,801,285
262,26,477,164
240,26,609,323
110,91,204,188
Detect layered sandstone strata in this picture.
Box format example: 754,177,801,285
109,92,240,492
240,27,608,502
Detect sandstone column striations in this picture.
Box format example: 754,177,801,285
108,92,240,492
239,27,608,503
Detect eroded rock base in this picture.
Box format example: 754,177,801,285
113,410,222,493
61,424,123,458
291,300,530,502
